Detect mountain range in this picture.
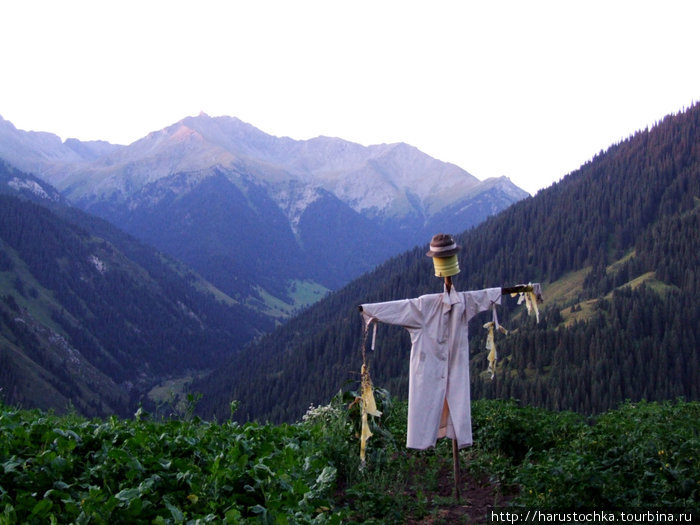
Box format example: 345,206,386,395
192,103,700,423
0,114,527,320
0,113,526,415
1,105,697,422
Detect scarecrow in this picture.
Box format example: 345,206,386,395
357,233,542,499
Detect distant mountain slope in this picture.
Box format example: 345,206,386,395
0,159,65,204
194,103,700,423
0,113,528,317
0,163,272,416
0,115,121,175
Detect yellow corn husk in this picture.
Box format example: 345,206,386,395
360,411,371,463
514,284,540,323
485,322,497,379
361,367,381,417
484,320,508,379
359,364,382,464
524,289,540,323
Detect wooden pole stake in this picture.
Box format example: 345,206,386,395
452,436,461,502
443,276,462,502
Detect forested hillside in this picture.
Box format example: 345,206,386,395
195,103,699,423
0,171,272,416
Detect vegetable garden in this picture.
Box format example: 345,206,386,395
1,394,697,523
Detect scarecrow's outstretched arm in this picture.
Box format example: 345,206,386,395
359,284,543,310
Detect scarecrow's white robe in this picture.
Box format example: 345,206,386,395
361,285,501,450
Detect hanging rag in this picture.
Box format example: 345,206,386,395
359,363,382,464
512,283,541,322
483,302,508,379
358,321,381,465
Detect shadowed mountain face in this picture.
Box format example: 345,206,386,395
0,162,273,416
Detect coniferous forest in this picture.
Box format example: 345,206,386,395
0,181,271,416
194,103,700,423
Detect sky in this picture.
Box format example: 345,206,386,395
1,1,698,195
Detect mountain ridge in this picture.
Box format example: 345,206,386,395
0,112,523,216
0,113,527,316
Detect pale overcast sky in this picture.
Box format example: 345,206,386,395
1,0,698,195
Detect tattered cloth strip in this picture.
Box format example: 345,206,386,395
357,321,382,465
512,283,541,322
359,363,382,464
487,283,543,378
483,303,508,379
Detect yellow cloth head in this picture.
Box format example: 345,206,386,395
432,254,460,277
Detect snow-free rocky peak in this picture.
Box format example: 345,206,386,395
0,113,527,224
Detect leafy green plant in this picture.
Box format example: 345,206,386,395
0,402,345,523
1,397,697,523
512,399,699,509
